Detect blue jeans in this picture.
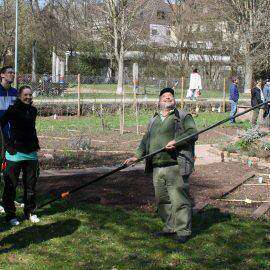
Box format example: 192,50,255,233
230,100,238,123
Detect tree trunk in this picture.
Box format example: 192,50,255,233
116,53,125,134
32,40,37,83
120,92,125,135
244,46,253,93
116,54,124,95
1,53,7,66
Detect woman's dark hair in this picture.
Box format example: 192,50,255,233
19,85,32,95
0,66,13,74
193,68,198,73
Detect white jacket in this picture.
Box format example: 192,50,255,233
189,73,202,90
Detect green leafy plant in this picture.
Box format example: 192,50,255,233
235,139,249,151
238,126,265,143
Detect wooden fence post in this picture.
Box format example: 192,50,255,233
181,76,184,109
77,74,81,116
223,78,226,113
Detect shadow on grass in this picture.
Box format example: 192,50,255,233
82,205,269,269
192,207,231,237
0,218,80,254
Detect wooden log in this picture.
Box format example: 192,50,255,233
211,173,255,199
221,199,270,204
251,202,270,219
77,74,81,116
180,76,184,109
243,183,270,186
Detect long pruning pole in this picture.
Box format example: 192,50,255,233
36,101,269,211
14,0,19,89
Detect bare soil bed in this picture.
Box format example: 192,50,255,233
38,125,241,169
36,121,270,218
36,161,270,219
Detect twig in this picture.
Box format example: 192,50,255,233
41,148,131,154
220,199,270,204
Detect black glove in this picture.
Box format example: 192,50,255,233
6,145,17,155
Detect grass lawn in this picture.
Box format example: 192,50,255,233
0,195,269,270
0,112,266,269
36,111,251,135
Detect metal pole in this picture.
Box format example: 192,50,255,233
14,0,19,88
65,52,69,73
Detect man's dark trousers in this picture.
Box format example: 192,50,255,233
2,160,39,221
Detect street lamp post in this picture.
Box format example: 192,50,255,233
15,0,19,88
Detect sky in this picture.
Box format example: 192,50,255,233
39,0,46,7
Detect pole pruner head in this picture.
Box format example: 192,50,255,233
61,192,70,199
1,161,7,171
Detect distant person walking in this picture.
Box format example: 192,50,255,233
229,77,239,124
262,79,270,124
186,69,202,100
251,80,263,126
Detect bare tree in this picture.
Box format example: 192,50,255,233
0,0,15,66
75,0,154,134
167,0,197,74
85,0,154,94
29,0,82,55
167,0,228,90
211,0,270,92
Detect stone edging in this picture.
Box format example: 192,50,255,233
208,144,270,168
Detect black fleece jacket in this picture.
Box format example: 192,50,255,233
0,99,40,153
251,87,263,107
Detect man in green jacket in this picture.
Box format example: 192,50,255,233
125,87,198,243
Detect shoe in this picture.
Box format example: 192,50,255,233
14,201,25,208
153,231,176,238
174,235,191,243
0,205,5,213
29,214,40,223
9,218,20,226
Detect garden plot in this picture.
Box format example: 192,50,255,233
35,160,269,219
33,111,270,218
214,173,270,219
222,126,270,161
36,112,251,169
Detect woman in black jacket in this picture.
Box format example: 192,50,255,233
0,85,40,226
251,80,263,126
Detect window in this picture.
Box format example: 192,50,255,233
151,29,158,36
157,10,166,20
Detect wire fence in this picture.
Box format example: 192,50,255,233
14,74,251,168
18,74,239,100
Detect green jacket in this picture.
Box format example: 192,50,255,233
135,109,198,173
